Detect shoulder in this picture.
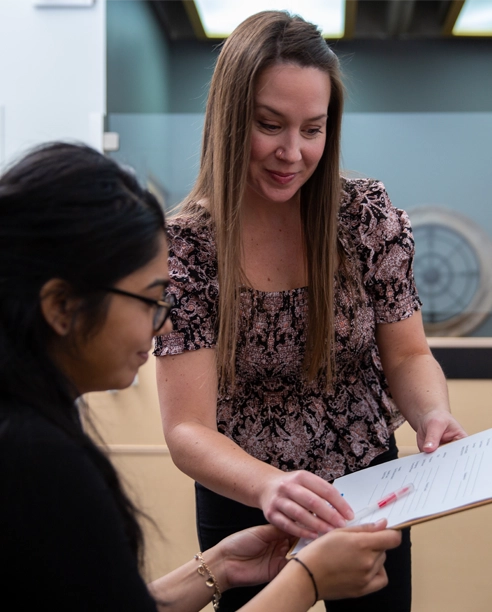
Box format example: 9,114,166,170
166,205,218,287
340,177,393,222
0,400,76,457
0,401,105,500
339,177,412,250
167,203,215,255
0,400,156,609
0,400,118,549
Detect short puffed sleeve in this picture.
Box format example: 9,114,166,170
341,179,422,324
153,220,218,356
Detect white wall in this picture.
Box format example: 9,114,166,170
0,0,106,170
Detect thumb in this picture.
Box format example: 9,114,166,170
421,423,441,452
343,518,388,533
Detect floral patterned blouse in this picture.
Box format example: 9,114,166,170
154,179,422,482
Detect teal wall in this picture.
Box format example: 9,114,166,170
106,7,492,115
335,38,492,113
168,41,218,113
107,0,170,113
167,38,492,113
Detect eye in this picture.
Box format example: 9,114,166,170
304,127,324,137
258,121,280,132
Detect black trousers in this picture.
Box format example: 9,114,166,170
195,435,412,612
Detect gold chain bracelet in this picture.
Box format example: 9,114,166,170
194,552,222,610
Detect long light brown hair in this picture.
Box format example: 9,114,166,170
181,10,347,388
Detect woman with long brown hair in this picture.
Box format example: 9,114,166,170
155,10,466,611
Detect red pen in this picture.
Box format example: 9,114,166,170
349,483,415,523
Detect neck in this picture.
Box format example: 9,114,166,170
241,189,301,230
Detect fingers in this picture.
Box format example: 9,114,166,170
361,564,389,596
247,524,297,546
442,424,467,443
371,528,402,552
279,493,347,530
265,508,322,540
262,471,355,538
326,523,401,552
362,526,402,552
342,520,402,551
294,472,355,521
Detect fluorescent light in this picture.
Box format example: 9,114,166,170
193,0,345,39
453,0,492,36
34,0,94,6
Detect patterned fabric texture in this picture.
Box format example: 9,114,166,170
154,179,422,481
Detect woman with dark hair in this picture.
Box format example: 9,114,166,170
155,9,467,612
0,142,401,611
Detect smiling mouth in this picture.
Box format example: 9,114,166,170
267,170,297,184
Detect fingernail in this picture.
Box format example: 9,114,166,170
346,509,355,520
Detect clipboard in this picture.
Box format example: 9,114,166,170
289,428,492,556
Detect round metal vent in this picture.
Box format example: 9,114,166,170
409,207,492,336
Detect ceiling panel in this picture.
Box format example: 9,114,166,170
149,0,480,41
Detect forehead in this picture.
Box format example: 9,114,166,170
254,62,331,114
117,232,169,290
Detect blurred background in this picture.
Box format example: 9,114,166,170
1,1,491,341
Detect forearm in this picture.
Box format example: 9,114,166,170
157,351,281,509
148,536,314,612
238,560,315,612
166,420,281,509
376,314,466,451
148,546,226,612
384,352,450,429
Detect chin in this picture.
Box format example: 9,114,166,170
103,371,138,393
119,372,139,390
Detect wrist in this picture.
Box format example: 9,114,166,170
409,405,450,430
256,465,287,509
290,557,318,606
198,547,229,599
282,555,319,607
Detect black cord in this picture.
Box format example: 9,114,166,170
291,557,319,606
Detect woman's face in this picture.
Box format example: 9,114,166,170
245,62,331,208
62,233,172,394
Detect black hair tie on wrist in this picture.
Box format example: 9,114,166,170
291,557,319,606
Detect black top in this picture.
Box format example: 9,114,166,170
0,399,157,611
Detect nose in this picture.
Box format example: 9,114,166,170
275,132,302,163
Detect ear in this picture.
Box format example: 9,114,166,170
39,278,80,337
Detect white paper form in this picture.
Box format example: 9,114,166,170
333,428,492,528
289,429,492,556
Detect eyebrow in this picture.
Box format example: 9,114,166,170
255,104,328,122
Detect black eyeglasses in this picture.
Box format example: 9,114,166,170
101,287,176,332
